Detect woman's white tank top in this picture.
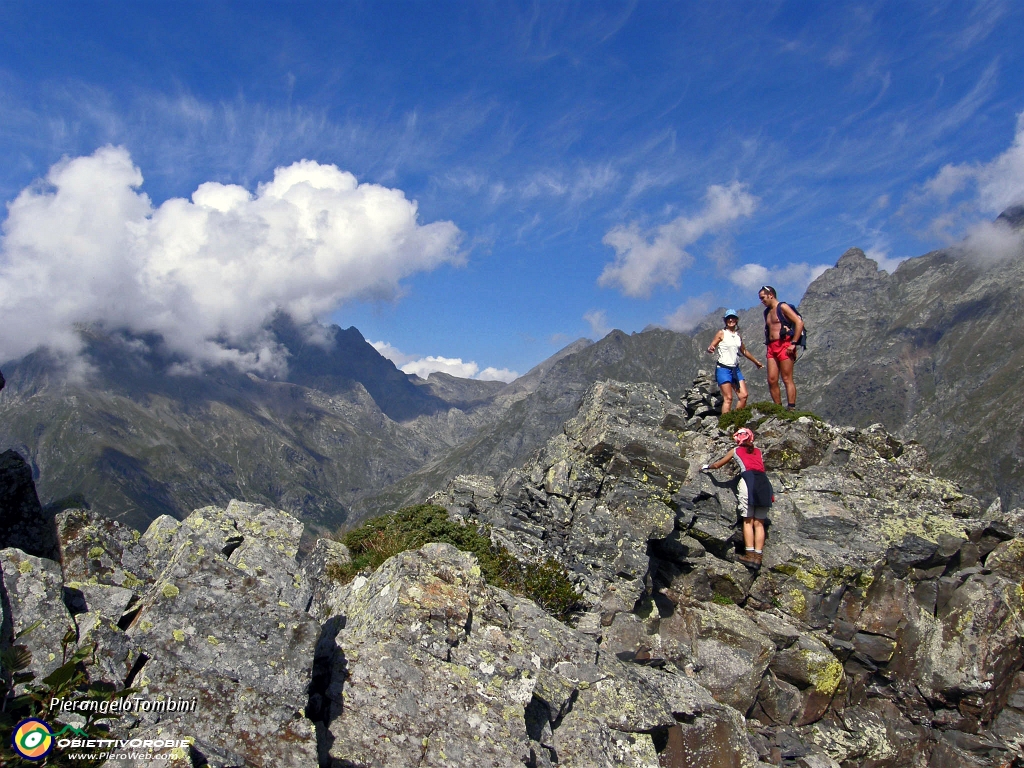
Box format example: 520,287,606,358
717,330,742,367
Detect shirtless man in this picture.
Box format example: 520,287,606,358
758,285,803,411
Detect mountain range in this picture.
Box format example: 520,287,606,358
0,207,1021,535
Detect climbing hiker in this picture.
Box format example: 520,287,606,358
758,285,804,411
706,309,763,414
701,427,773,569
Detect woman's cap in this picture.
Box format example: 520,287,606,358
723,309,739,320
733,427,755,445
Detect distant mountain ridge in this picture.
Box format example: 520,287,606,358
0,320,511,537
387,207,1024,515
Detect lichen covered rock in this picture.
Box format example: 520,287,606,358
428,377,1024,766
317,542,754,768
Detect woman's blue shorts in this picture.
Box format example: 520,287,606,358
716,365,744,387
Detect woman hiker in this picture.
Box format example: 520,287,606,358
701,427,773,569
706,309,763,414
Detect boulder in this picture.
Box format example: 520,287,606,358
57,507,156,592
119,502,320,767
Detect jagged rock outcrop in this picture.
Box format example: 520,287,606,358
429,377,1024,767
0,448,58,559
2,500,321,767
792,241,1024,510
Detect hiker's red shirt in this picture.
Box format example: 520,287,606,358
733,445,765,473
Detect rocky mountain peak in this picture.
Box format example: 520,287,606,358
802,247,888,303
427,375,1023,766
835,246,869,266
996,203,1024,230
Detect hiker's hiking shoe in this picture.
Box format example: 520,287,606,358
738,551,762,570
786,403,796,411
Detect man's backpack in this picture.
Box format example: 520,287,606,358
764,302,807,349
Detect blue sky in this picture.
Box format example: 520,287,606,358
1,2,1023,381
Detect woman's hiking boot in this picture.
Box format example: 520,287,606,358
738,551,762,570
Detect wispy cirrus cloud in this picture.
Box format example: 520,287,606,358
599,182,758,298
662,294,716,333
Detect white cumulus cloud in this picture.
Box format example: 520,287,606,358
910,111,1024,260
864,246,907,275
477,366,519,382
0,146,463,372
728,263,771,292
729,261,829,296
370,341,519,383
400,355,481,379
599,182,758,298
369,340,418,367
961,217,1024,262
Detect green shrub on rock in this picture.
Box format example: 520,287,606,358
718,401,820,432
329,504,582,621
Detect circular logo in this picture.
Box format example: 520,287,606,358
12,718,54,760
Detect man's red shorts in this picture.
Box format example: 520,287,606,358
766,338,796,363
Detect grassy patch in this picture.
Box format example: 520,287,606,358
711,593,735,605
718,401,821,432
329,504,582,622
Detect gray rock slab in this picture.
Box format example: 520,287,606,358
0,450,57,559
0,547,75,685
322,543,752,768
56,507,156,592
121,504,320,767
303,537,352,621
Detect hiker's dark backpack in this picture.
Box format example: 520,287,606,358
764,302,807,349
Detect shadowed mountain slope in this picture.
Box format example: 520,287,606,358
0,322,507,535
349,327,705,521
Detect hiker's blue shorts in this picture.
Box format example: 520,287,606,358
716,365,743,387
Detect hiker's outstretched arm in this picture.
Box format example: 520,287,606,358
706,448,736,471
707,330,724,354
739,343,763,368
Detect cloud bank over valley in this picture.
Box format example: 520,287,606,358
0,147,463,375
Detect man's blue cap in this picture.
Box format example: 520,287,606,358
723,309,739,319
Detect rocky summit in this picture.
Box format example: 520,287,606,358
2,375,1023,767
